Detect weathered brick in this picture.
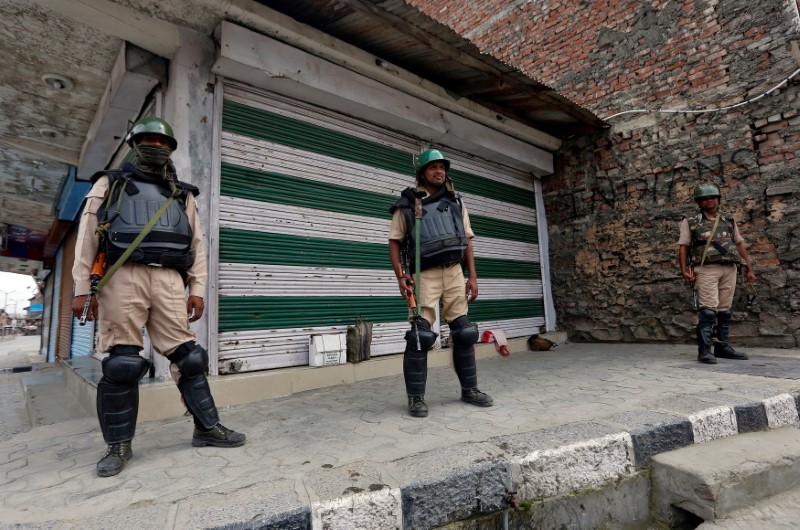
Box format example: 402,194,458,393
410,0,800,348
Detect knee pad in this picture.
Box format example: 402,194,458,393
449,316,478,347
698,308,717,324
404,319,438,352
169,341,209,379
102,347,150,385
716,310,732,324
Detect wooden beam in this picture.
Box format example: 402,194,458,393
340,0,509,81
29,0,180,58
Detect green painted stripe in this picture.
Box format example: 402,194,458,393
222,100,536,208
221,163,391,219
219,228,540,279
218,296,543,332
221,162,536,243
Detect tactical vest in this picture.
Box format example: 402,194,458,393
96,167,196,271
391,187,468,271
688,212,742,265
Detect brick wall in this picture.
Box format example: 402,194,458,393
410,0,800,346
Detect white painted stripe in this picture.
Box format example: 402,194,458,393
222,132,538,225
310,488,403,530
218,321,410,360
219,195,539,261
763,394,800,428
219,317,543,361
515,432,635,499
217,263,542,299
687,406,738,444
224,83,534,188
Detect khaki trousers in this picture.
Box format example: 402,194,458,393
96,263,195,356
696,263,738,312
415,263,469,325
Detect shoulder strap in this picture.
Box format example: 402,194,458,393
698,214,721,269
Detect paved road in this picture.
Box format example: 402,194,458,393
1,341,799,528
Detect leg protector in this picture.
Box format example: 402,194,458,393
450,316,479,389
714,310,748,359
169,341,219,429
696,308,717,364
97,345,150,443
403,319,437,397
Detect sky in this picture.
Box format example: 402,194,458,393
0,271,38,315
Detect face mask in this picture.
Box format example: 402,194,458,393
134,144,172,167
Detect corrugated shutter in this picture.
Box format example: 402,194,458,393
217,82,544,374
40,271,54,358
47,251,61,363
56,230,77,360
70,314,94,357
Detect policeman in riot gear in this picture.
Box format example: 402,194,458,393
678,183,756,364
71,117,245,477
388,148,493,417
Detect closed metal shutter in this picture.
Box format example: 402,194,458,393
70,314,94,357
56,230,77,359
40,271,54,358
217,82,544,373
47,251,61,362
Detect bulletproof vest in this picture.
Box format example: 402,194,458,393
689,212,742,265
393,188,468,271
97,171,194,271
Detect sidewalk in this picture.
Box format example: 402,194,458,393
1,341,799,529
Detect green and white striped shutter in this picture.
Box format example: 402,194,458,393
216,82,544,373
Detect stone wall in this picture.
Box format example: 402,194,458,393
409,0,800,346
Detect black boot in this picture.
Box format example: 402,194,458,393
714,310,748,360
407,395,429,417
97,441,132,477
697,308,717,364
461,387,494,407
192,424,246,447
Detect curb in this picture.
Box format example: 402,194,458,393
209,388,800,529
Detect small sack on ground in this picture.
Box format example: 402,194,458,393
347,317,373,363
528,334,557,351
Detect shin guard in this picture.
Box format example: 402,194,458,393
403,319,437,397
170,342,219,429
449,316,479,389
97,346,150,443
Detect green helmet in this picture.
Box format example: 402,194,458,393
694,183,721,201
125,116,177,150
415,148,450,175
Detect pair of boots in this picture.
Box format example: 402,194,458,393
407,388,494,417
97,422,246,478
697,308,749,364
96,343,245,478
404,317,493,417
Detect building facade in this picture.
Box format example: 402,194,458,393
409,0,800,347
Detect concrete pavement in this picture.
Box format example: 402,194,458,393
1,340,800,528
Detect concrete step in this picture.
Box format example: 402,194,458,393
696,485,800,529
21,367,92,427
651,427,800,524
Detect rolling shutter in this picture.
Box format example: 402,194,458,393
47,250,61,363
216,82,544,374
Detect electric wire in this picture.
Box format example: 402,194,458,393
602,67,800,121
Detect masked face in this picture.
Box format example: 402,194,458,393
134,134,173,167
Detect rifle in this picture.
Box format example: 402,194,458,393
687,263,698,310
402,249,422,351
740,265,758,311
79,246,107,325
